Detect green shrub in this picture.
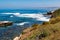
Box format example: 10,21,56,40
31,24,38,31
32,24,38,27
42,22,50,25
21,31,26,34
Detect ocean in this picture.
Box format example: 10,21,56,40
0,8,58,40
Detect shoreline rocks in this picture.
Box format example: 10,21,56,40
0,21,13,27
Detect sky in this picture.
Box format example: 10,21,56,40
0,0,60,9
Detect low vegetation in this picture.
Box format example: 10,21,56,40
52,9,60,18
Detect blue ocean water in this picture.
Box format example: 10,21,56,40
0,8,58,40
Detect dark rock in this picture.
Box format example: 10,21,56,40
47,11,52,15
39,33,48,39
0,21,13,27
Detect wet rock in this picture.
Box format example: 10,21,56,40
0,21,13,27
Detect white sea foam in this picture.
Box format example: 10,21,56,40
36,17,50,21
1,13,20,16
17,22,29,25
13,13,50,21
2,13,50,21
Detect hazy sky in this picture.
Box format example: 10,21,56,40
0,0,60,9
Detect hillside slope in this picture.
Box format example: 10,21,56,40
14,9,60,40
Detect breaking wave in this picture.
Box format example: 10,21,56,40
1,13,50,21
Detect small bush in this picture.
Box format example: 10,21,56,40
39,30,49,39
42,22,50,25
21,32,26,34
31,24,38,31
32,24,38,27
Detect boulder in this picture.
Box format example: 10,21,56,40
0,21,13,27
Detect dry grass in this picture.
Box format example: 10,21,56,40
23,16,60,40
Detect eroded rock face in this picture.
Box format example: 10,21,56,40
0,21,13,27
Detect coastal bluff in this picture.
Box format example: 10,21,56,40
14,9,60,40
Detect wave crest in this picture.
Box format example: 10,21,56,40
1,13,50,21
